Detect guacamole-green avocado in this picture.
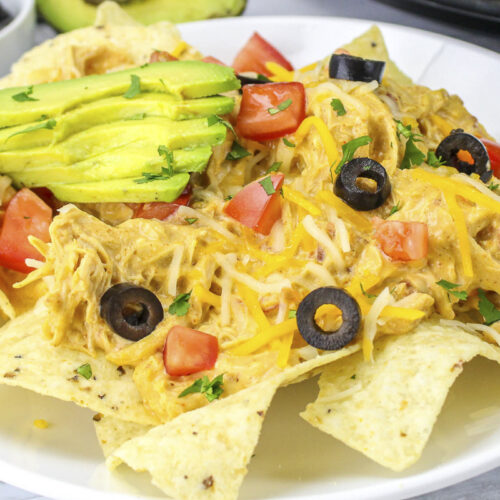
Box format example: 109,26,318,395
37,0,247,32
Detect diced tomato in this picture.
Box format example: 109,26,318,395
163,326,219,377
232,32,293,77
0,188,52,273
132,186,191,220
149,51,177,63
224,173,284,235
202,56,226,66
373,218,429,261
237,82,306,141
482,138,500,178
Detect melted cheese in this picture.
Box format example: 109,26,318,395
294,116,339,165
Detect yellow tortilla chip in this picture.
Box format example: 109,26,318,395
0,303,159,426
342,25,413,86
94,415,152,458
301,322,500,471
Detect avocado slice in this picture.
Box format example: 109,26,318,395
48,173,190,203
0,61,240,128
0,117,226,170
10,145,213,187
37,0,246,32
0,94,234,152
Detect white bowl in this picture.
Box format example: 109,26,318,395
0,0,35,77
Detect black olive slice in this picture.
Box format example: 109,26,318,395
100,283,164,341
334,158,391,211
329,54,386,83
296,287,361,351
436,129,492,183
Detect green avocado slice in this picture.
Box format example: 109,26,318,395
0,117,226,172
48,173,190,203
0,94,234,152
10,145,213,187
0,61,240,128
37,0,246,32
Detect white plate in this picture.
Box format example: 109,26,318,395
1,16,500,500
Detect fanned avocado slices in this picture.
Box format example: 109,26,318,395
10,146,213,187
48,174,191,203
0,61,240,128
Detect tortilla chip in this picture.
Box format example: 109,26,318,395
94,415,152,458
107,344,360,500
342,25,413,86
301,322,500,471
108,377,281,500
0,303,159,426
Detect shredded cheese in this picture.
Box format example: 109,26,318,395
167,245,183,296
440,319,500,347
265,62,294,82
452,173,500,205
380,306,426,321
299,62,318,73
294,116,339,165
282,186,322,216
171,41,188,58
237,283,269,330
430,114,453,136
302,215,344,269
193,284,221,308
277,332,294,368
220,274,233,326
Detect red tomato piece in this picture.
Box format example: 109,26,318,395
482,138,500,178
224,173,284,235
202,56,226,66
232,32,293,76
149,51,177,63
0,188,52,273
237,82,306,141
132,186,191,220
164,326,219,377
373,218,429,261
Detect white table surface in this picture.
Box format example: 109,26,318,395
1,0,499,499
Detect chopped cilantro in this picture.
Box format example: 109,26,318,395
360,283,377,299
126,113,146,121
267,161,282,173
259,176,276,195
158,145,174,176
436,280,468,301
256,74,271,82
11,86,38,102
426,150,445,168
288,310,297,319
224,195,233,201
7,119,57,140
36,114,49,122
168,291,191,316
279,186,284,198
334,136,372,174
489,183,499,192
350,374,356,380
207,114,237,138
226,141,251,161
283,137,295,148
330,98,346,116
268,98,292,115
124,74,141,99
478,289,500,325
395,120,425,170
178,374,224,402
185,217,198,225
77,363,92,380
389,202,401,216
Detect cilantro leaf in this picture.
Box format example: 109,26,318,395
360,283,377,299
389,202,401,216
395,120,425,170
478,289,500,325
226,141,251,161
259,176,276,195
207,114,237,138
178,374,224,402
7,119,57,140
488,183,499,192
11,86,38,102
256,74,271,82
185,217,198,224
436,280,468,301
288,309,297,319
224,195,233,201
334,136,372,174
168,291,192,316
283,137,295,148
426,150,445,168
124,74,141,99
77,363,92,380
126,113,146,121
268,98,292,115
267,161,282,173
158,145,174,176
330,98,346,116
